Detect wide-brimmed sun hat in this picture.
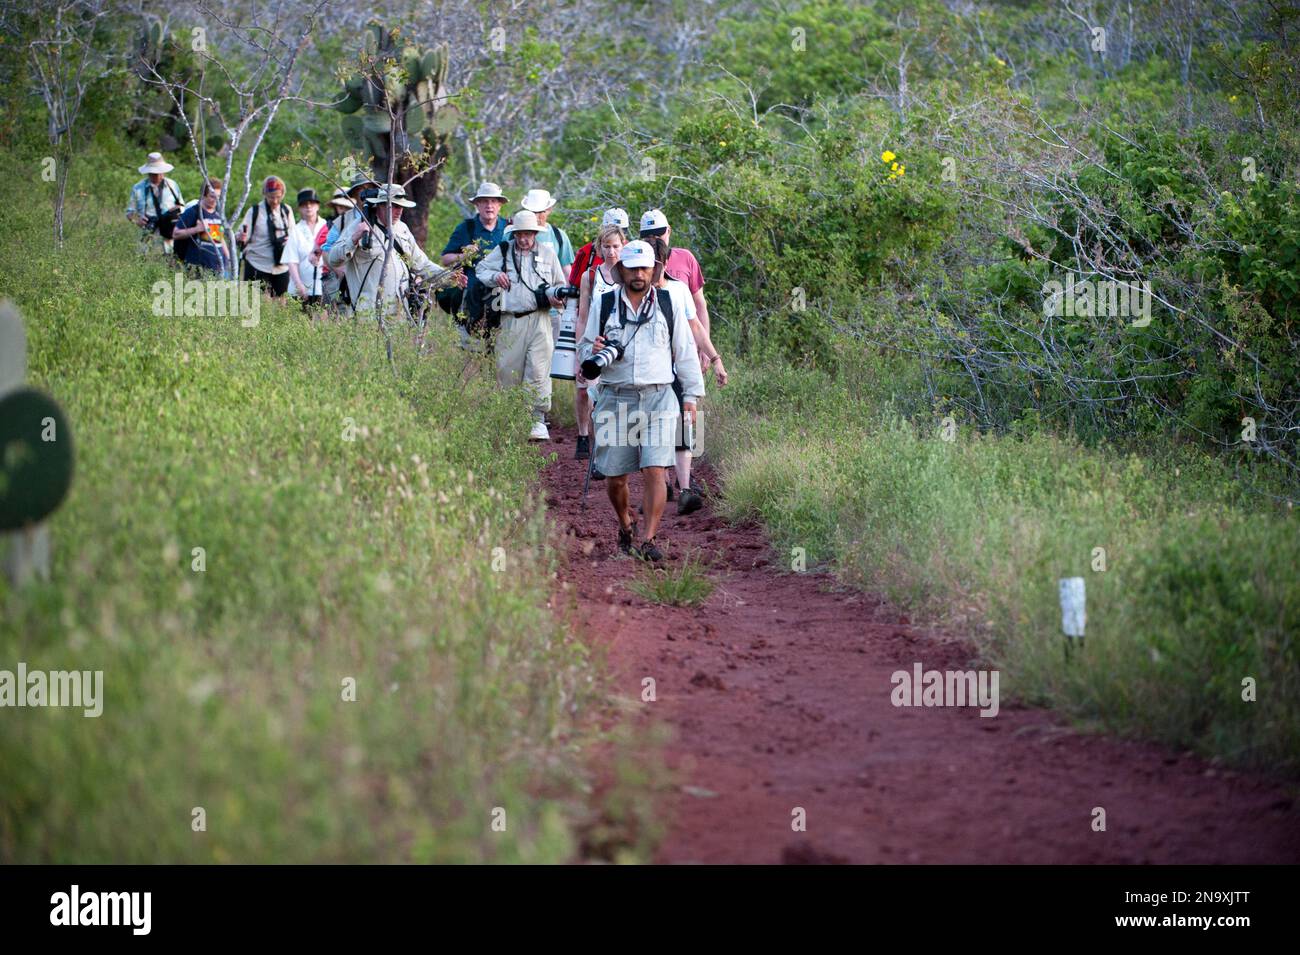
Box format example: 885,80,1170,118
138,152,174,174
364,184,416,208
520,189,557,212
471,181,508,202
505,210,542,234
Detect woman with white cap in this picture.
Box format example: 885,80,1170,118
571,219,628,462
126,152,184,251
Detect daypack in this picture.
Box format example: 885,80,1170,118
445,217,513,326
436,216,478,316
148,181,183,239
170,200,198,262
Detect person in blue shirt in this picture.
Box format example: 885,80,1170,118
321,171,379,258
440,181,510,330
172,178,231,277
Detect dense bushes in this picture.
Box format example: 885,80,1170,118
709,358,1300,774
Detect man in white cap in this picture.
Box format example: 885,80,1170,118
439,182,510,330
328,184,450,317
577,240,705,562
126,152,184,251
475,209,568,440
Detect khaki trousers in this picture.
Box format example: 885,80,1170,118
496,310,554,417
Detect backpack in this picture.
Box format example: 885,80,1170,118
466,239,513,336
171,200,198,262
149,181,182,239
245,201,291,264
436,216,478,315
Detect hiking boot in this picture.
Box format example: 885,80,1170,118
529,420,550,441
617,522,636,556
575,435,590,459
677,485,704,515
636,538,665,563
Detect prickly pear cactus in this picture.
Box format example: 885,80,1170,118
335,24,458,179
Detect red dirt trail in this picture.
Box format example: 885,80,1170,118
538,426,1300,865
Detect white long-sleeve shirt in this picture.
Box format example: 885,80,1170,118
328,216,446,314
577,282,705,402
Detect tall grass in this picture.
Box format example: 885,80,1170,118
709,358,1300,775
0,152,630,862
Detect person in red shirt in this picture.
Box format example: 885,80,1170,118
638,209,727,513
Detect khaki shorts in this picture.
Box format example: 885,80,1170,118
592,383,680,476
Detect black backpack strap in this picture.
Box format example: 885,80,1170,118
598,289,617,336
657,287,675,353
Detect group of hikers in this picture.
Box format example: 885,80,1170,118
128,151,730,562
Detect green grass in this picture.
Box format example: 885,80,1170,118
626,552,715,608
708,356,1300,776
0,148,641,862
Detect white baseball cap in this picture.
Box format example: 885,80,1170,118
602,207,630,229
505,210,542,234
619,240,655,269
639,208,669,236
521,189,557,212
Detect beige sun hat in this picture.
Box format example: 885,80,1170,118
364,184,416,208
138,152,174,174
505,210,542,234
471,181,508,202
328,188,355,209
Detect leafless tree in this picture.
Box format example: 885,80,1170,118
27,0,119,246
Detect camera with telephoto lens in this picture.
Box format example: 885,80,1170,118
531,283,582,311
580,332,624,380
355,188,382,249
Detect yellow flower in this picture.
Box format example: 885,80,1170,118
881,150,896,163
995,57,1006,67
1229,94,1238,102
719,140,727,147
890,161,899,171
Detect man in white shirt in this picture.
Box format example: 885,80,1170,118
576,241,704,562
327,183,450,317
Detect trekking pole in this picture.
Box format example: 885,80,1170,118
581,449,594,510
